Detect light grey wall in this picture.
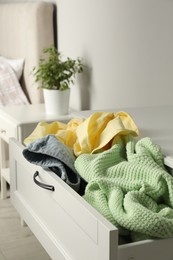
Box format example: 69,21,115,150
1,0,173,110
57,0,173,110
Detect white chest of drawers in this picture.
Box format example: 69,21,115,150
9,105,173,260
0,104,74,199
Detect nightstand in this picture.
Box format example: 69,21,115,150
0,104,75,199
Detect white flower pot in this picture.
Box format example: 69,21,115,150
43,88,70,115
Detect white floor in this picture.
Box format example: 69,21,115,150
0,193,51,260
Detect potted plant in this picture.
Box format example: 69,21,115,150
32,45,84,115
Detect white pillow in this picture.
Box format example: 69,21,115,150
0,62,29,106
0,56,24,80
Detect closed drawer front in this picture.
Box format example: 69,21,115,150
0,117,16,142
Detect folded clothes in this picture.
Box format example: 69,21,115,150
23,135,82,192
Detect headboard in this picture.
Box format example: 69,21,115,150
0,2,55,104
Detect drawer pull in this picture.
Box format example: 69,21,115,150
33,171,55,191
0,129,6,134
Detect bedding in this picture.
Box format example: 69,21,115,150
0,62,29,106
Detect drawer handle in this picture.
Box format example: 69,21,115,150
0,129,6,134
33,171,55,191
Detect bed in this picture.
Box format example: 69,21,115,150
0,1,55,104
1,2,173,260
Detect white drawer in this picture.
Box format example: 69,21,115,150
9,138,117,260
9,138,173,260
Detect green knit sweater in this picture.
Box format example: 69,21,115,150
75,137,173,241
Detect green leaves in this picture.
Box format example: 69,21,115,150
32,45,84,90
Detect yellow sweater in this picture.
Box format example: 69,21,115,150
24,111,139,156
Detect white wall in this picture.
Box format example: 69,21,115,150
1,0,173,110
57,0,173,110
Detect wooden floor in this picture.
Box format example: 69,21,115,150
0,192,51,260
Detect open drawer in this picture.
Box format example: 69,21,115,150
9,138,173,260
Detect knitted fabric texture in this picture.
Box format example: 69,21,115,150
75,137,173,241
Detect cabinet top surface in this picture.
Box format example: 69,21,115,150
0,104,75,125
